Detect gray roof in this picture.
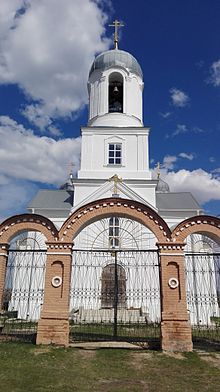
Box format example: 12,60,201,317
28,190,73,210
156,192,201,211
28,189,201,214
89,49,143,79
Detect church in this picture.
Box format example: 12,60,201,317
1,21,220,350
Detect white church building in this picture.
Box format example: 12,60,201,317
5,25,220,333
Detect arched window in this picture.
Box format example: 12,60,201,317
101,264,126,308
108,72,123,113
109,217,120,248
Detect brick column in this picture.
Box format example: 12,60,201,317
0,244,9,310
36,242,73,346
158,243,193,352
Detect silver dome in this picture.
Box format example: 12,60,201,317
156,178,170,193
89,49,143,79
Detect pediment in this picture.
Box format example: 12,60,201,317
71,180,157,213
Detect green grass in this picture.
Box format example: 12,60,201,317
70,322,160,342
0,342,220,392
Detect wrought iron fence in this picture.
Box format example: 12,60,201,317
0,250,46,342
69,249,161,345
185,252,220,347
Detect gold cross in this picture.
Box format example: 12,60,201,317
109,174,122,194
109,19,124,49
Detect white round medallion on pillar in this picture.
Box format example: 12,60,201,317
168,277,179,289
51,276,62,288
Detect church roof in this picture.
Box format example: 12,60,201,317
28,190,73,210
28,189,201,214
89,49,143,79
156,192,201,211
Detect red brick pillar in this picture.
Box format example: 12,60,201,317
0,244,9,309
36,242,73,346
158,243,193,352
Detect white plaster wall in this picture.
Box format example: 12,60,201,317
73,183,156,210
88,68,143,127
78,127,151,180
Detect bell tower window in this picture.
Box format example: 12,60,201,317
108,143,122,165
108,72,123,113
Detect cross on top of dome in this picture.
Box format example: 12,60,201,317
109,19,124,49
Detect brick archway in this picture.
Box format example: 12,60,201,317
171,215,220,244
0,213,58,244
0,214,58,317
59,197,172,243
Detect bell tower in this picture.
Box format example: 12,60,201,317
74,21,156,209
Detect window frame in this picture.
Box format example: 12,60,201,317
104,136,125,167
109,216,120,248
108,143,122,166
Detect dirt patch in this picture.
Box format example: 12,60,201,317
162,351,186,360
130,352,153,370
32,347,51,356
199,353,220,369
76,349,96,361
99,378,149,392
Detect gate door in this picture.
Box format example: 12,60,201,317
69,250,160,343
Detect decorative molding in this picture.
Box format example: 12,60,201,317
172,215,220,241
59,197,171,242
47,252,72,256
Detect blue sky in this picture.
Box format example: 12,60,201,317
0,0,220,221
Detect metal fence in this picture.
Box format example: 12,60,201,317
185,252,220,347
1,248,219,348
0,250,46,342
69,249,161,345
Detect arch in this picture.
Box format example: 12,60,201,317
108,71,123,113
171,215,220,245
0,213,58,244
59,197,171,243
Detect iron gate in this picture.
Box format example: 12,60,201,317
0,249,46,342
69,250,161,344
185,252,220,346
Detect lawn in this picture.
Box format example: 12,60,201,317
0,342,220,392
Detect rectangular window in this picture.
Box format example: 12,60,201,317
108,143,122,165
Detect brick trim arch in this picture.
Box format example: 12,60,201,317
171,215,220,244
0,213,58,244
59,197,171,242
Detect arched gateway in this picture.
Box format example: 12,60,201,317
3,198,217,351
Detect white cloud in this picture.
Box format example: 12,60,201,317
160,111,171,118
170,88,190,107
166,123,205,138
0,0,110,131
0,116,81,184
0,178,37,222
152,155,220,207
209,59,220,86
162,155,178,170
165,124,188,138
179,152,195,160
163,169,220,205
